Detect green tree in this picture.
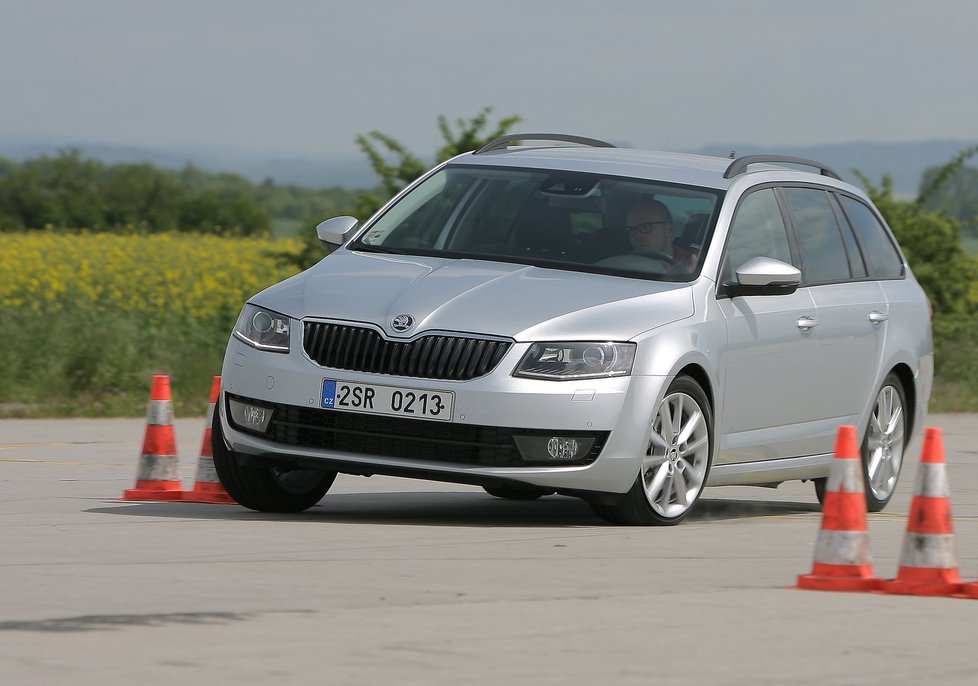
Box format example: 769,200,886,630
0,159,28,229
434,107,523,163
856,156,978,411
855,171,977,322
177,189,271,236
354,130,428,209
0,150,107,229
918,144,978,237
354,106,521,220
0,153,291,235
286,107,522,269
255,181,359,222
103,163,186,231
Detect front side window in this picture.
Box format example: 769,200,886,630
349,165,722,281
721,188,794,282
782,187,851,284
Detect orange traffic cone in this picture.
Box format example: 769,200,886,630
797,425,881,592
881,428,963,597
183,377,235,504
962,578,978,599
123,375,184,501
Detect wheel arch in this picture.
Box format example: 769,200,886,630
890,363,917,439
674,363,715,414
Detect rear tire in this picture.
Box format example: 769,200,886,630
211,406,336,513
591,376,713,525
862,373,908,512
813,477,827,505
813,372,908,512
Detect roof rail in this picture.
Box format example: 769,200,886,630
474,133,615,155
723,154,841,180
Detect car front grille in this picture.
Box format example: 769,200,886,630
227,394,607,468
302,321,512,381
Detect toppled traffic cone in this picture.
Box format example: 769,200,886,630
123,375,184,501
881,428,963,597
797,426,881,592
183,376,235,504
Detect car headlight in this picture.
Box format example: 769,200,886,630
233,304,292,353
514,342,636,380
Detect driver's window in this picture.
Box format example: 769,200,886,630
722,189,793,282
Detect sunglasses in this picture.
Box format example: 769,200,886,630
625,220,672,234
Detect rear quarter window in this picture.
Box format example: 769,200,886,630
837,195,904,279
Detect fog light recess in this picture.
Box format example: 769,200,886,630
513,435,596,463
228,397,274,433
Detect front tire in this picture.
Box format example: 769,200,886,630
592,376,713,525
211,406,337,513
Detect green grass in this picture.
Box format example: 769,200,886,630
930,318,978,412
0,307,229,417
2,307,976,418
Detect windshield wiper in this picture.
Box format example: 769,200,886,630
350,243,403,255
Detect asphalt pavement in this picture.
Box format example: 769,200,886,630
1,413,976,685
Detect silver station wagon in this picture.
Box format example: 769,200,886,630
214,133,933,525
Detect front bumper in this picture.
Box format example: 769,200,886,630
219,334,668,495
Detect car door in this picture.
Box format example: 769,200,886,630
780,187,887,431
716,187,823,464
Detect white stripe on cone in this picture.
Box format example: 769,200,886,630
914,463,951,498
897,533,958,569
137,454,179,481
813,530,873,567
146,399,174,426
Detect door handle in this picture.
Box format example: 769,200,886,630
797,316,818,331
869,311,889,324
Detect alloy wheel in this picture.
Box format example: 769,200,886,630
642,391,711,518
865,383,905,502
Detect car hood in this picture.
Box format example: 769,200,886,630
252,251,693,341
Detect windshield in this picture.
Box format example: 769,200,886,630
349,165,722,281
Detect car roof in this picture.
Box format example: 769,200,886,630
451,147,731,189
449,138,850,193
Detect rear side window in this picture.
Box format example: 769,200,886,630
837,196,904,279
830,194,867,279
782,188,850,284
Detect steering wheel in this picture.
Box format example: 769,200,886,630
594,249,682,273
633,248,679,266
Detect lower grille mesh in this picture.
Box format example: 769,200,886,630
227,394,606,468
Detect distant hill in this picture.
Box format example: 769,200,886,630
0,135,378,189
1,134,974,196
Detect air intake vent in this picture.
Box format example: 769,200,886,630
226,394,607,468
303,322,512,381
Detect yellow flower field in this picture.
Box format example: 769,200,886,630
0,232,303,322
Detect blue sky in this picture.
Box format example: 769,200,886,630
1,0,975,157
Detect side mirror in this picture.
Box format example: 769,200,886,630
316,216,359,251
721,256,801,297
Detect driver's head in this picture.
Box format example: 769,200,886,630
625,199,674,253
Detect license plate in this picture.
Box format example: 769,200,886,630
321,379,454,421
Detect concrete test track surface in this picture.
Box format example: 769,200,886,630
1,413,976,685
